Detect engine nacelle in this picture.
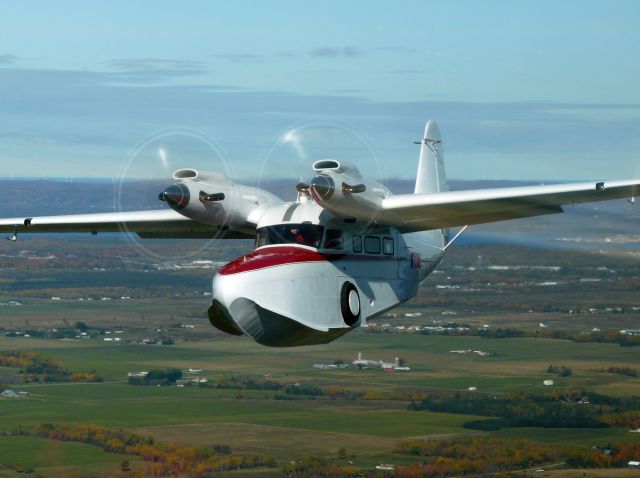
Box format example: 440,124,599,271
308,160,389,222
161,168,279,231
161,169,234,226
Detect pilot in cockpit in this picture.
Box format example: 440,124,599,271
290,227,305,244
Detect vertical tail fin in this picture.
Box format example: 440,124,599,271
407,121,449,264
414,120,448,194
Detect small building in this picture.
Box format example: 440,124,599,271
382,358,410,372
127,371,149,377
375,464,395,471
392,357,410,371
381,362,395,371
621,329,640,336
352,352,379,368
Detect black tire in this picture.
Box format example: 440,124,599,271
340,282,360,326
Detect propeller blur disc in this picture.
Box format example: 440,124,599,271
256,121,386,232
113,128,233,262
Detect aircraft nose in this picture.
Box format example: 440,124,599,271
310,175,335,201
160,184,190,210
208,273,239,335
207,298,243,336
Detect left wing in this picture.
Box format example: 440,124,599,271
379,180,640,232
0,209,253,239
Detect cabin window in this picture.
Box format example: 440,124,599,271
255,224,324,248
364,236,381,254
324,229,343,249
383,237,394,255
352,235,362,253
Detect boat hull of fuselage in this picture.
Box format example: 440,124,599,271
207,245,434,347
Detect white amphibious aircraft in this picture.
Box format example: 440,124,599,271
1,121,638,346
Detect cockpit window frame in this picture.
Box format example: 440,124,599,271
382,237,394,255
323,229,343,250
255,223,325,249
352,235,362,253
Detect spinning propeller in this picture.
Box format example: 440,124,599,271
114,129,233,261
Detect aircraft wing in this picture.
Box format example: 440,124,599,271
380,180,640,232
0,209,254,239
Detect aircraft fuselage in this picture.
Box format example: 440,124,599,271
208,197,445,346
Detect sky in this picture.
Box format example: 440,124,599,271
1,0,640,183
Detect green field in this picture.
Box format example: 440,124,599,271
2,334,639,450
0,436,135,477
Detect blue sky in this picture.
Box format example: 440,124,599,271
1,0,639,182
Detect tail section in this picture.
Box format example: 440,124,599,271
414,120,448,194
405,121,449,280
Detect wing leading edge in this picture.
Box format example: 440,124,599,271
380,180,640,232
0,209,253,239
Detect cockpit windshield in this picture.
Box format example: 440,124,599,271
255,224,325,249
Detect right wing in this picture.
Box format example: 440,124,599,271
0,209,254,239
380,180,640,232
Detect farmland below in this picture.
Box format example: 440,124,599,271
1,188,640,476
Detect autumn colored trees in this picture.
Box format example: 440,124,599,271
395,437,557,476
6,423,276,477
394,437,640,476
0,351,102,383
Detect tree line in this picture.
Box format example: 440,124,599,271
128,369,183,386
3,423,276,477
393,437,640,476
369,322,640,347
129,373,365,400
0,351,102,383
408,389,640,430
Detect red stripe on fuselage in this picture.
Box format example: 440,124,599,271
218,246,336,275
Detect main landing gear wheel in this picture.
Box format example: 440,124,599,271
340,282,360,326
